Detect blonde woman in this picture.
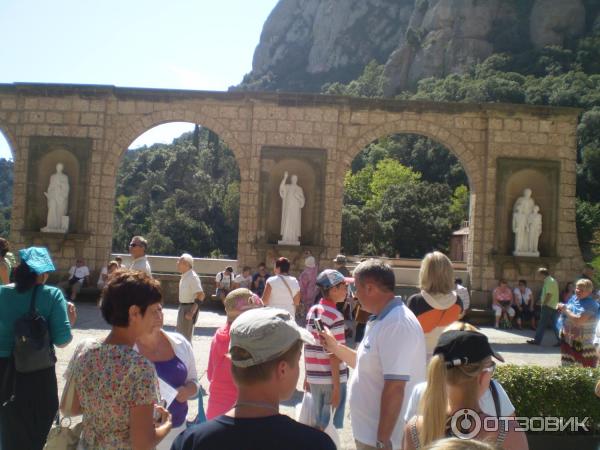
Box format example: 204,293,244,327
423,438,500,449
404,322,515,424
402,330,528,450
407,251,463,358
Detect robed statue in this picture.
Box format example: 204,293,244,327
278,172,305,246
512,188,541,257
41,163,70,233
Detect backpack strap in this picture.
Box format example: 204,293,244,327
490,379,501,418
29,284,40,315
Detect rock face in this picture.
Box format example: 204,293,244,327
243,0,589,94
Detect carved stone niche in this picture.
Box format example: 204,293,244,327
494,158,560,259
257,147,327,248
25,136,92,234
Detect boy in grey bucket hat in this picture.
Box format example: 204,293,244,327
171,307,335,450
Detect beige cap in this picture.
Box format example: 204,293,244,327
229,307,316,368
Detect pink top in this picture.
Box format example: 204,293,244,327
206,323,237,419
299,266,319,308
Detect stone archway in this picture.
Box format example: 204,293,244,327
0,84,582,307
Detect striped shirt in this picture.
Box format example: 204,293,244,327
305,298,349,384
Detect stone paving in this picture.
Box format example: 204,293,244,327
55,304,560,449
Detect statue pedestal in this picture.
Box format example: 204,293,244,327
278,239,300,246
513,251,540,257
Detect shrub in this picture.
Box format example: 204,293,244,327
495,364,600,435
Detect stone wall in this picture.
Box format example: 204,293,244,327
0,84,583,307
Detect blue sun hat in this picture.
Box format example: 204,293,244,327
18,247,56,274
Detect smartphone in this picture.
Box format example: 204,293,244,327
313,317,324,333
153,399,167,422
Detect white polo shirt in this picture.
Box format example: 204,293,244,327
179,270,203,304
129,256,152,277
349,297,426,449
68,265,90,283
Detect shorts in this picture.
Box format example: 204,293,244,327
309,382,347,429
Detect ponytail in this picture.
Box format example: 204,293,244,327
419,355,448,446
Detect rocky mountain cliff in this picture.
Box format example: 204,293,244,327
237,0,598,95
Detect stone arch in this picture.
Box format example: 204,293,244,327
343,118,478,192
106,109,247,175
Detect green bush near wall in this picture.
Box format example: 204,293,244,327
495,365,600,435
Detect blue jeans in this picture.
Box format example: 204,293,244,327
309,382,347,429
534,305,559,344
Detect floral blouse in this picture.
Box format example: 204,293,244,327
68,340,159,449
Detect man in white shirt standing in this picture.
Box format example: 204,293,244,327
176,253,205,342
59,258,90,301
320,259,426,450
128,235,152,276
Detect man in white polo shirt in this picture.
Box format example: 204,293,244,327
320,259,426,450
177,253,205,342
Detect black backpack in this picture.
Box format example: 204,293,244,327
13,285,57,373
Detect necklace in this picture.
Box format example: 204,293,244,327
233,401,279,413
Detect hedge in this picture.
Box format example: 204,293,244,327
495,364,600,435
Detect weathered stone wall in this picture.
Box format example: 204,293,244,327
0,84,583,306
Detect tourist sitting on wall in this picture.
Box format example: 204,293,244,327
136,296,199,449
513,279,535,330
206,288,263,419
407,251,463,359
557,278,599,368
262,257,300,317
404,322,516,425
97,260,119,290
233,266,253,290
215,266,234,301
61,270,172,448
251,262,270,297
492,279,515,329
58,257,90,301
402,330,528,450
172,307,335,450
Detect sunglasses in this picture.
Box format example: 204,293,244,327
482,361,496,376
129,243,141,248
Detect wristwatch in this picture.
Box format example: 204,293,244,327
375,440,387,449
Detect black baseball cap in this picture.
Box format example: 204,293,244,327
433,330,504,368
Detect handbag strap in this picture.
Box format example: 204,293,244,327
489,379,501,418
278,275,294,300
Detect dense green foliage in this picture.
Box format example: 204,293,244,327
113,128,240,257
496,365,600,435
0,158,13,237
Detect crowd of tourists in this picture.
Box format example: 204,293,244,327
0,235,598,449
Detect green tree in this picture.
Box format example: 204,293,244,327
368,158,421,209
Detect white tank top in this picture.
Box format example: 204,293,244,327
266,275,300,316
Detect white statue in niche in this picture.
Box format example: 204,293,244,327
278,171,305,246
512,188,541,257
41,163,70,233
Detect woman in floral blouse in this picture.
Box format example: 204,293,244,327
62,270,172,449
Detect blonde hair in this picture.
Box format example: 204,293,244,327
419,251,455,295
445,321,479,332
423,437,500,450
418,355,490,446
576,278,594,292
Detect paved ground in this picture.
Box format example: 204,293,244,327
55,304,561,449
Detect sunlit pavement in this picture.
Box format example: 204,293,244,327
55,304,560,449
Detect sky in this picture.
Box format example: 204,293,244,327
0,0,280,160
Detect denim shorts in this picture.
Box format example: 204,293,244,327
309,382,347,429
